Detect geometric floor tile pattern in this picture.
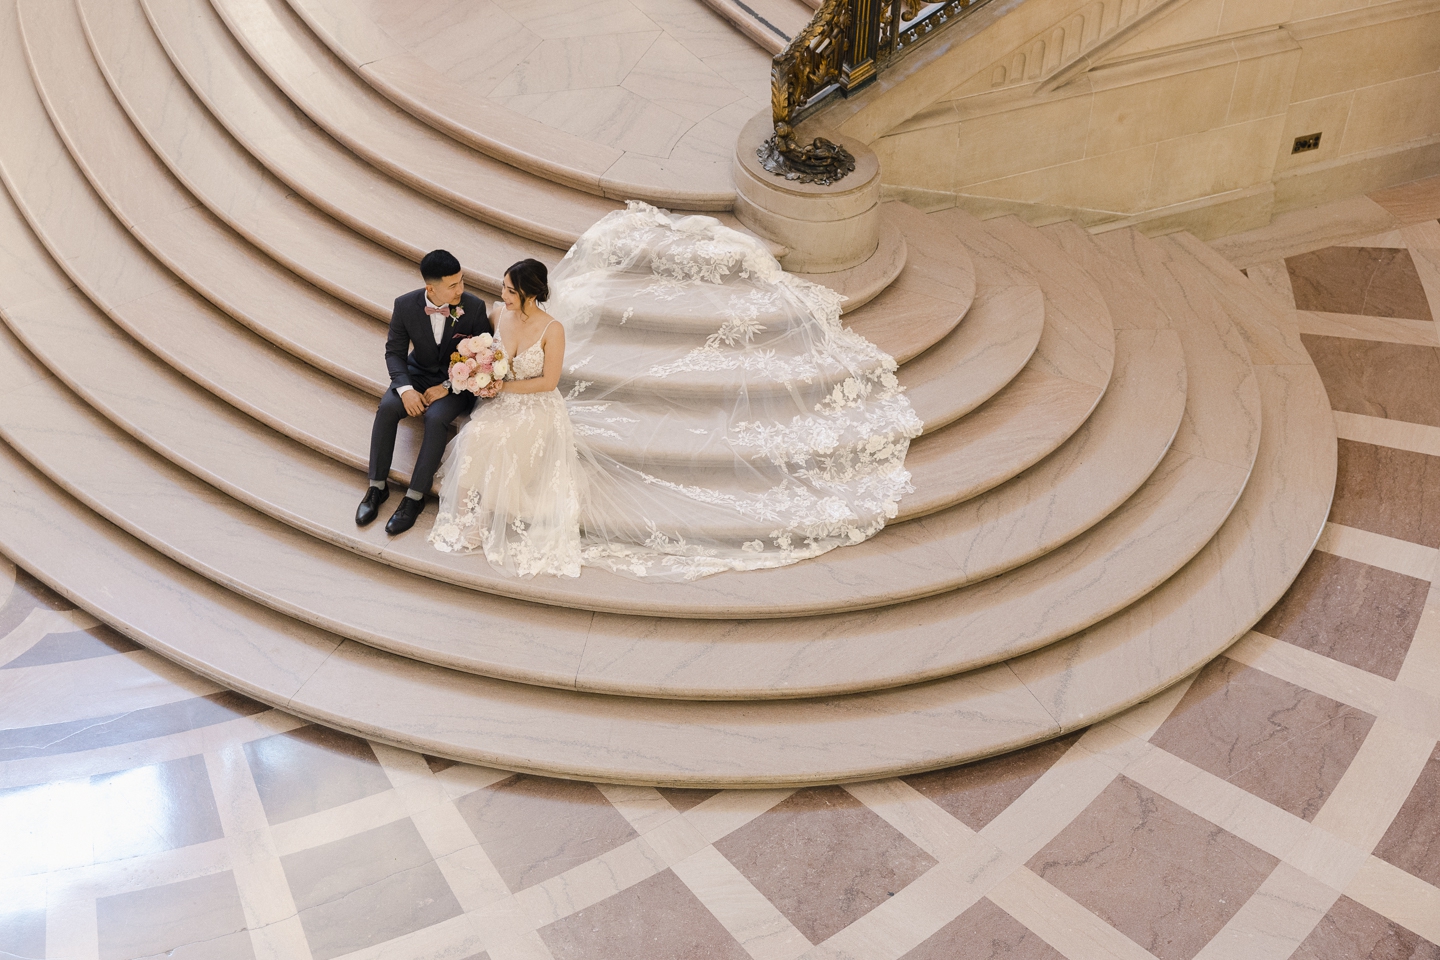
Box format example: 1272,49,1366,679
4,184,1440,958
1027,776,1280,960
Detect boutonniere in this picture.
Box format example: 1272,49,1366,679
448,305,464,320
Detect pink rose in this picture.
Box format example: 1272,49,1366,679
449,361,471,381
478,358,493,373
457,339,476,358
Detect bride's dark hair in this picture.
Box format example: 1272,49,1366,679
505,259,549,305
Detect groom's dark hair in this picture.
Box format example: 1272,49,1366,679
420,249,462,281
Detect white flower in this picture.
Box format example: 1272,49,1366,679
493,357,509,378
474,371,492,388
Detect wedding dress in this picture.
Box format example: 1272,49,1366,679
429,327,584,578
434,202,922,580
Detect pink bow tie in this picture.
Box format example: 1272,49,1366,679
425,304,450,317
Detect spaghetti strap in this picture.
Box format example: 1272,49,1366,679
505,318,559,358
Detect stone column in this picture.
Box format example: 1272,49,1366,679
732,111,882,275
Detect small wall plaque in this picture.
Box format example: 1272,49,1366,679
1293,132,1322,153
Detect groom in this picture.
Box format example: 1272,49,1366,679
357,249,493,535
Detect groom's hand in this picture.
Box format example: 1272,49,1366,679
400,389,427,417
422,385,450,406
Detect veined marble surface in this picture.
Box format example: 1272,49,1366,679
264,0,772,205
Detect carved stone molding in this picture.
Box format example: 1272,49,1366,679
977,0,1185,94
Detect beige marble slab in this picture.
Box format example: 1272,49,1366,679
1,124,377,466
1010,362,1336,731
1295,309,1440,346
1332,409,1440,457
904,368,1102,515
1403,235,1440,319
1336,229,1408,248
898,280,1045,438
148,0,616,250
288,640,1060,786
1040,220,1167,332
0,321,53,394
14,0,401,322
1162,232,1313,367
1208,194,1401,268
1094,227,1263,469
261,0,619,188
1314,522,1438,582
1346,855,1440,946
1245,259,1298,310
0,369,596,692
279,0,738,207
982,216,1116,390
577,447,1244,698
0,442,340,704
58,0,386,394
0,26,423,469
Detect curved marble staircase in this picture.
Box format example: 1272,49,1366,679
0,0,1336,786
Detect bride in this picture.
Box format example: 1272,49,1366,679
430,203,922,580
429,259,583,577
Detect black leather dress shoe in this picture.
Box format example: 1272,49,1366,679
385,496,425,536
355,486,389,526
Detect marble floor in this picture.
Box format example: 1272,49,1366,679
5,179,1440,960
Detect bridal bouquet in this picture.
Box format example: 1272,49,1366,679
449,333,509,398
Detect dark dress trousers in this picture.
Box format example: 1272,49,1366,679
368,289,493,494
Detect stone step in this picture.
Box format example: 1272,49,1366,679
1157,232,1313,368
3,300,1246,696
47,0,564,302
0,30,400,469
0,327,1334,784
264,0,742,209
0,0,1339,789
1090,229,1263,471
33,0,381,396
140,0,619,250
14,4,394,324
0,318,1230,701
843,200,975,358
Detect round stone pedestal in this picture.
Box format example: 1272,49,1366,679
733,111,881,274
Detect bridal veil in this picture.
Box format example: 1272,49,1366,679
548,202,923,580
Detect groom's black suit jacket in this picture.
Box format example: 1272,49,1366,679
384,289,493,394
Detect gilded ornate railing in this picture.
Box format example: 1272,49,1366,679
762,0,994,184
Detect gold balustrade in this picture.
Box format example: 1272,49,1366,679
762,0,995,184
